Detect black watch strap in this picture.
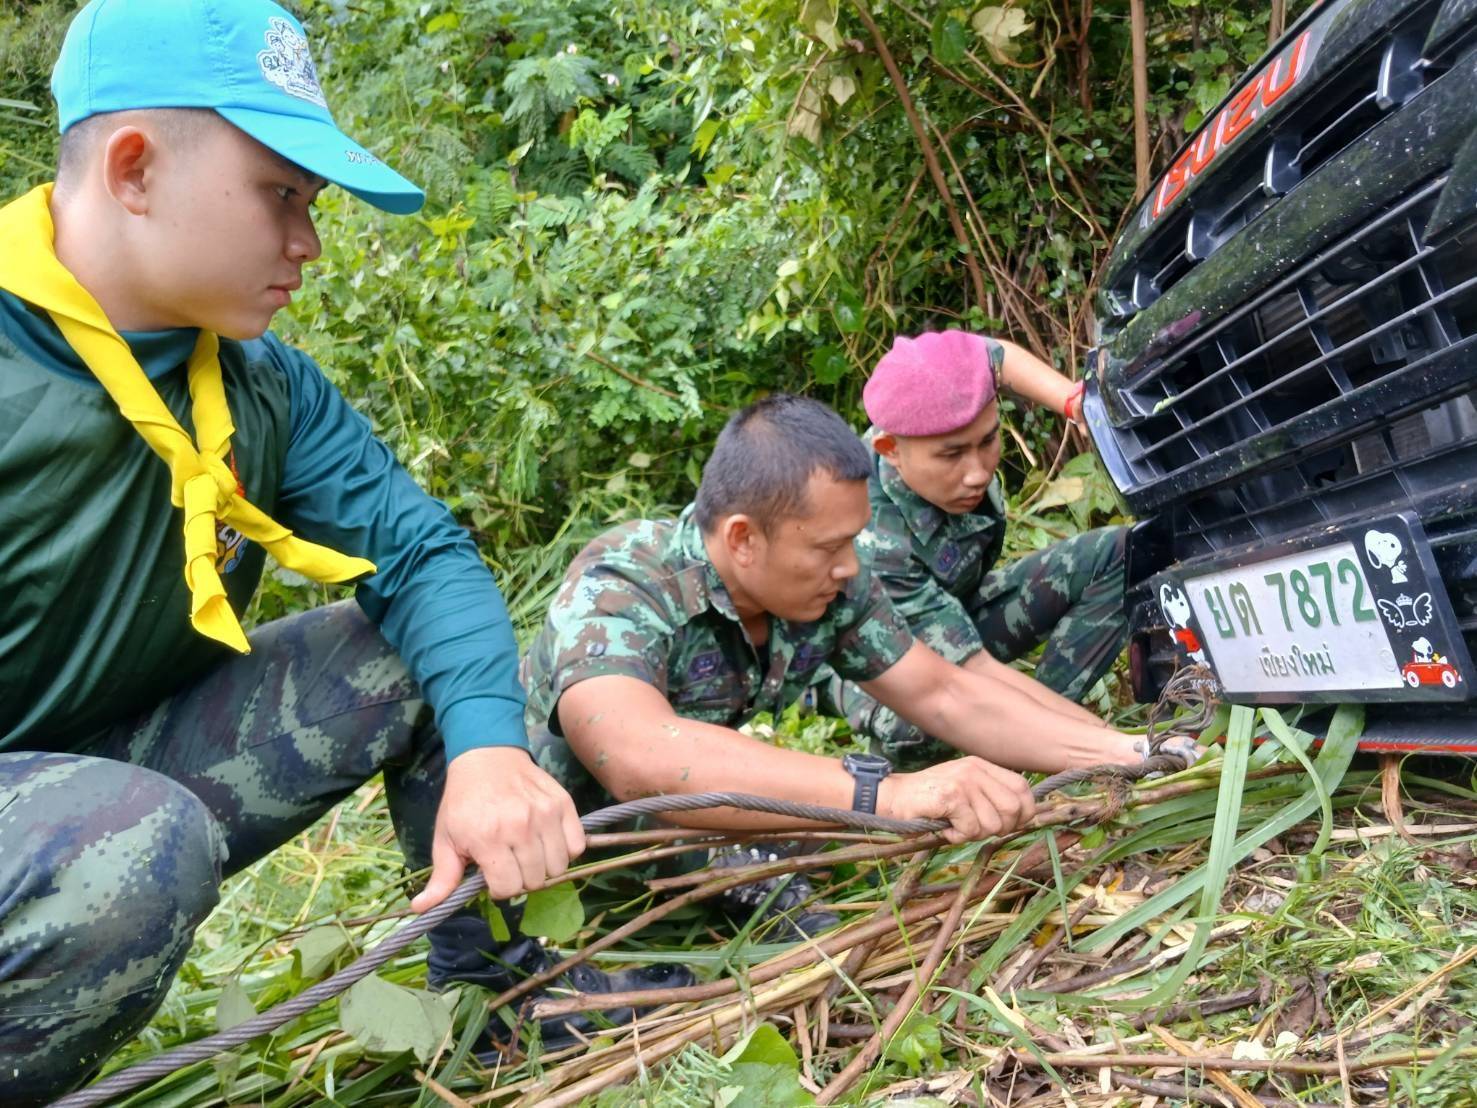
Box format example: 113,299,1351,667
851,773,881,815
843,754,892,815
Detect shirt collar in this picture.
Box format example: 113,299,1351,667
673,504,743,624
0,288,203,383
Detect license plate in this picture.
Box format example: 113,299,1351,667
1153,513,1472,704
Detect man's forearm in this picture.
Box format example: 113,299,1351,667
998,339,1076,415
568,712,855,830
961,650,1102,726
884,667,1135,773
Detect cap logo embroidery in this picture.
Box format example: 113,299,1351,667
257,17,328,108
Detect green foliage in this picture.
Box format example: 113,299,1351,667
630,1022,815,1106
883,1012,947,1073
0,0,1323,571
213,979,257,1033
520,880,586,941
338,974,453,1061
290,925,352,980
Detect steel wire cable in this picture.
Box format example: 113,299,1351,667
49,755,1191,1108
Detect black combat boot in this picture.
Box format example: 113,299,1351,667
711,842,841,942
426,909,695,1055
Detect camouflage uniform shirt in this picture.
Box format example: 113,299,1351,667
858,438,1009,666
523,505,915,805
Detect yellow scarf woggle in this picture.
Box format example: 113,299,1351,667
0,184,375,653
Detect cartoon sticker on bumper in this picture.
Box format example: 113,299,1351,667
1402,636,1464,690
1159,583,1207,665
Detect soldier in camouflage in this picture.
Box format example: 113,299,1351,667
824,330,1132,768
523,395,1138,904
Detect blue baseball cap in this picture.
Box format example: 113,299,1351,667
51,0,424,214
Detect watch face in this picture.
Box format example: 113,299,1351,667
845,752,891,773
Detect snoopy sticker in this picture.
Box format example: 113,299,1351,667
1410,637,1445,664
1402,636,1463,689
1159,583,1207,665
1364,529,1409,584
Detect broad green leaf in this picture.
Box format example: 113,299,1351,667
833,286,865,333
972,6,1034,56
716,1025,812,1103
521,882,585,941
291,925,350,980
799,0,842,50
931,14,970,64
809,344,850,385
339,974,452,1062
724,1022,799,1067
727,1063,814,1107
215,979,256,1033
705,163,739,187
692,119,722,157
827,73,857,106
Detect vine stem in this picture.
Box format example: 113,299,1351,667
850,0,989,312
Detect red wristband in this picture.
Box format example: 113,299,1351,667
1064,381,1086,422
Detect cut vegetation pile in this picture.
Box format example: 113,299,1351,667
96,702,1477,1107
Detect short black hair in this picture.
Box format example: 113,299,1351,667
694,393,871,533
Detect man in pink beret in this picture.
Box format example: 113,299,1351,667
821,329,1140,768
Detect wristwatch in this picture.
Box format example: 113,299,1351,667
841,752,893,815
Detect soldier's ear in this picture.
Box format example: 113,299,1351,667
720,513,760,566
873,432,901,465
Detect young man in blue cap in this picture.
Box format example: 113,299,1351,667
0,2,672,1097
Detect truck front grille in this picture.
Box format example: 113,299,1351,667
1111,174,1477,540
1107,0,1443,320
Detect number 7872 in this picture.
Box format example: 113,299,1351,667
1262,559,1378,632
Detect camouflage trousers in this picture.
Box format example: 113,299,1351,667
0,601,443,1106
825,526,1129,767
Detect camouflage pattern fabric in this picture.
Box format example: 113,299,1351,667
522,505,916,812
0,601,444,1106
829,447,1128,766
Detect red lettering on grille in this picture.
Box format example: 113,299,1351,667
1150,29,1312,223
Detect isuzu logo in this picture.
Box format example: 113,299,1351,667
1150,29,1316,223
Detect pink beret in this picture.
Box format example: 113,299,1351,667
862,330,1000,436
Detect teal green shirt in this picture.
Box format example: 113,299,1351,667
0,290,524,758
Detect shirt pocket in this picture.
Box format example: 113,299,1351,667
673,670,747,716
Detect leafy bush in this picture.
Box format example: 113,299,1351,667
1,0,1316,610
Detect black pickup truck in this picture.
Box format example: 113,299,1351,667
1087,0,1477,749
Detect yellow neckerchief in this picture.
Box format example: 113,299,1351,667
0,183,375,654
